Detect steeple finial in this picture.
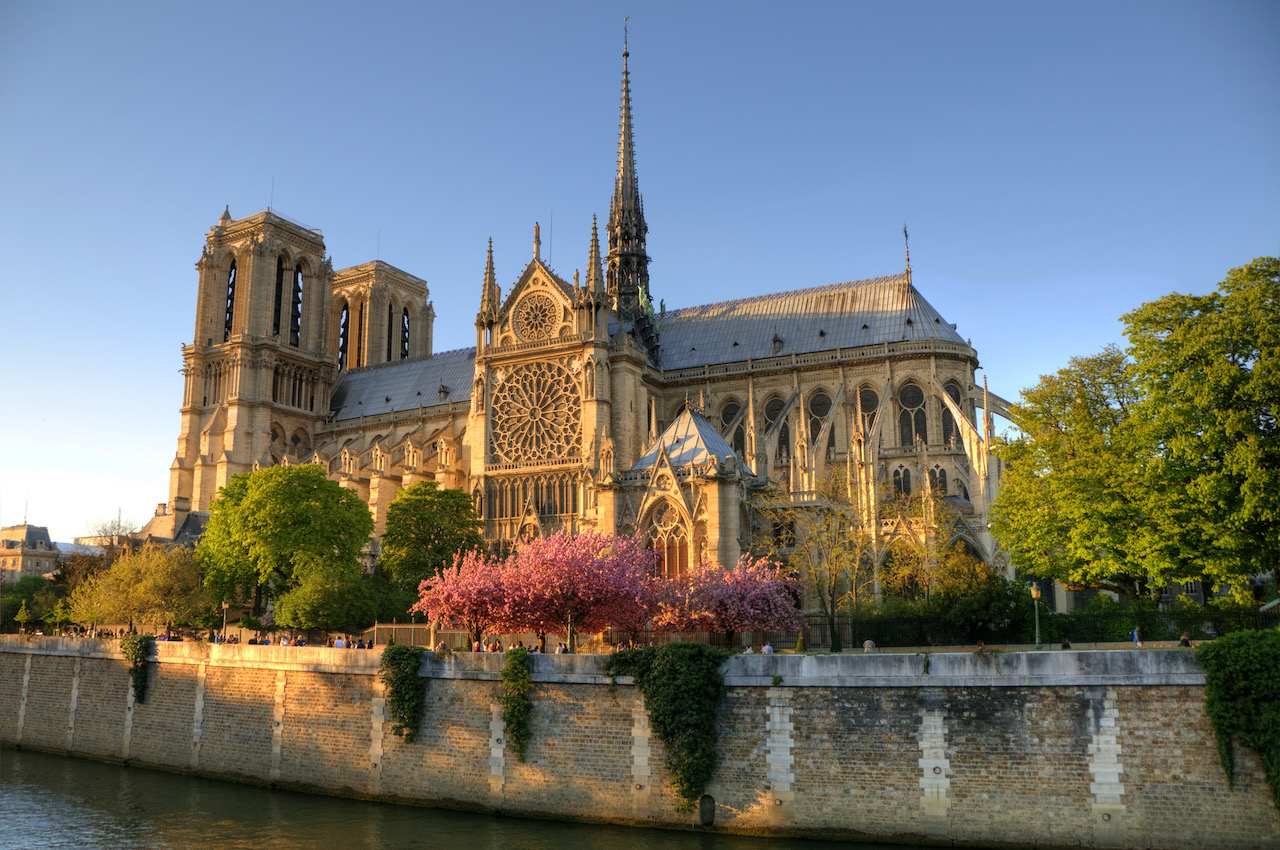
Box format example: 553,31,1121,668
903,222,911,272
534,222,541,260
479,237,498,313
587,214,604,292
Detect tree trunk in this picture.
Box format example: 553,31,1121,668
828,611,842,653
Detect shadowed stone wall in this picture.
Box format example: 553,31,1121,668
1,638,1275,849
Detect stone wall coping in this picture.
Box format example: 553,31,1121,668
1,637,1204,686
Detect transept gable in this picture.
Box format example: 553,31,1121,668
493,259,576,348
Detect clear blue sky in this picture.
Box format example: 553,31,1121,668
2,1,1276,543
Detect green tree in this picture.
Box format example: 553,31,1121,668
70,544,211,632
197,464,374,612
273,570,378,633
378,481,483,593
2,576,53,631
754,474,877,653
1124,257,1279,590
990,346,1158,599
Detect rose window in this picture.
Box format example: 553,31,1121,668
490,361,581,463
515,293,558,342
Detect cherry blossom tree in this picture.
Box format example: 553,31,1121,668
503,530,658,652
410,550,506,648
656,555,804,647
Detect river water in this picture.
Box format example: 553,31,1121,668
1,748,942,850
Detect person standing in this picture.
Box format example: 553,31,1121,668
1131,626,1142,647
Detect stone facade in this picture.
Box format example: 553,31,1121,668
150,47,1015,583
2,639,1275,848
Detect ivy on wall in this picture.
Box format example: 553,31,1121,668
501,647,534,762
1197,629,1280,808
604,643,734,811
379,644,427,743
119,635,154,704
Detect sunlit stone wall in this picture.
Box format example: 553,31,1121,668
1,638,1275,849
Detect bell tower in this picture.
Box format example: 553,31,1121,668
169,207,337,521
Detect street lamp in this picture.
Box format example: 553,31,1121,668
1030,585,1042,650
221,599,230,642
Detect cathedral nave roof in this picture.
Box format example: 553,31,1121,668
329,347,476,421
656,273,967,370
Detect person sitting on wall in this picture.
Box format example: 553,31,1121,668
1179,633,1192,647
863,639,876,653
743,645,754,654
1061,636,1072,649
762,643,774,654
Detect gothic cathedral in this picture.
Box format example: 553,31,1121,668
152,46,1012,581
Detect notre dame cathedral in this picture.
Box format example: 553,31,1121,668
148,45,1012,580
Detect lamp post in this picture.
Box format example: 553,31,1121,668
221,599,230,642
1030,585,1042,650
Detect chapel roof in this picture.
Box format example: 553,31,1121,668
329,348,477,421
655,273,967,370
631,408,743,472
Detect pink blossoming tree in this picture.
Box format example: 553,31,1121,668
503,530,658,652
410,549,506,648
656,555,804,647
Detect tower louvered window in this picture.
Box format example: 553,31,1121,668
386,303,394,362
401,308,410,359
223,261,237,342
337,303,350,371
273,257,285,336
289,265,303,347
898,383,927,446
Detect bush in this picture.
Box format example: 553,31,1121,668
119,635,154,703
501,647,534,762
1197,630,1280,808
604,643,733,810
379,644,427,743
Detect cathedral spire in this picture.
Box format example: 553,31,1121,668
587,214,604,293
479,237,499,316
606,29,654,347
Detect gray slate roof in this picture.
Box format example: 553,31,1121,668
330,348,477,421
656,273,965,370
633,409,740,471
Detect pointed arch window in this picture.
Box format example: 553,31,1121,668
898,383,927,446
289,265,303,347
941,382,962,447
765,395,789,462
273,257,285,336
720,401,745,456
401,308,410,359
337,302,350,371
858,386,879,433
223,261,237,342
648,501,689,578
809,390,835,459
894,468,913,496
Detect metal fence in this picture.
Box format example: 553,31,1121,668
365,605,1277,652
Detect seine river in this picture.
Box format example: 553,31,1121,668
1,748,944,850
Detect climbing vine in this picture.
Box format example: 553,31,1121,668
501,647,534,762
1197,630,1280,808
119,635,154,704
379,644,427,743
604,643,734,811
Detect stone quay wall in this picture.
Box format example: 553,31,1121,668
1,637,1276,849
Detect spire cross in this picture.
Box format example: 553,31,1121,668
903,222,911,272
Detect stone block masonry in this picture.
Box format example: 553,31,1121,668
1,638,1276,849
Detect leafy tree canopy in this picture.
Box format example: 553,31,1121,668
378,481,483,593
70,544,211,629
198,464,373,607
1124,257,1279,585
993,258,1279,597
